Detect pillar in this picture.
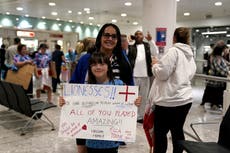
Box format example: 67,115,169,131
142,0,177,51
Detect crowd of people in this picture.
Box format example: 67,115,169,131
0,23,204,153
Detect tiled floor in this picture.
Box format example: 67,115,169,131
0,83,222,153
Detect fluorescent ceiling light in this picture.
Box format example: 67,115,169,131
125,2,132,6
51,12,58,16
68,10,72,13
56,18,60,21
6,12,10,15
49,2,56,6
202,31,227,35
42,16,46,19
226,34,230,37
215,2,222,6
112,19,117,23
133,22,138,25
89,23,93,25
84,8,90,11
88,17,94,20
25,14,29,17
69,20,73,22
80,21,84,24
184,12,190,16
121,13,127,17
97,24,101,27
176,0,180,2
78,12,82,15
16,7,23,11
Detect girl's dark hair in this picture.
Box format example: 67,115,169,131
173,27,190,45
88,52,114,84
95,23,122,54
17,44,26,53
213,44,227,56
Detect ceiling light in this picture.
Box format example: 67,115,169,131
88,17,94,20
58,23,62,26
16,18,19,21
86,11,90,14
25,14,29,17
202,31,227,35
89,23,93,25
84,8,90,11
97,24,101,27
195,29,200,32
16,7,23,11
69,20,73,22
68,10,72,13
226,34,230,37
133,22,138,25
72,26,75,28
49,2,56,6
78,12,82,15
51,12,58,16
184,12,190,16
112,19,117,23
80,21,84,24
215,2,222,6
121,13,127,17
56,18,60,21
42,16,46,19
125,2,132,6
176,0,180,2
6,12,10,15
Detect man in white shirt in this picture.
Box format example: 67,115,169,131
128,30,158,123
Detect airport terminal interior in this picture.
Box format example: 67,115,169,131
1,0,230,153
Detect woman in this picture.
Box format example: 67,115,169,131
69,23,135,153
149,27,196,153
34,43,52,103
204,43,229,110
13,44,34,95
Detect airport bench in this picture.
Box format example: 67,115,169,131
0,80,56,135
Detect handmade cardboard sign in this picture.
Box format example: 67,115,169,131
59,83,138,142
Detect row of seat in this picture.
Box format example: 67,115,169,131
0,81,56,135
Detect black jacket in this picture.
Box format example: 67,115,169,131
128,42,153,77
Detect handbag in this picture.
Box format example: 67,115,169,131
143,102,155,153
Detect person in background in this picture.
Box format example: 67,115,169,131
51,44,66,93
149,27,196,153
60,52,141,153
202,43,229,111
67,23,136,153
34,44,52,103
13,44,34,95
121,34,129,55
0,44,7,80
128,30,157,123
5,37,21,77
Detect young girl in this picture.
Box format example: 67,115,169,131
60,52,141,153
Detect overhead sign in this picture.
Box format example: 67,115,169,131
59,83,138,142
17,31,35,37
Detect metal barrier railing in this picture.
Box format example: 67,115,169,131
194,73,230,82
